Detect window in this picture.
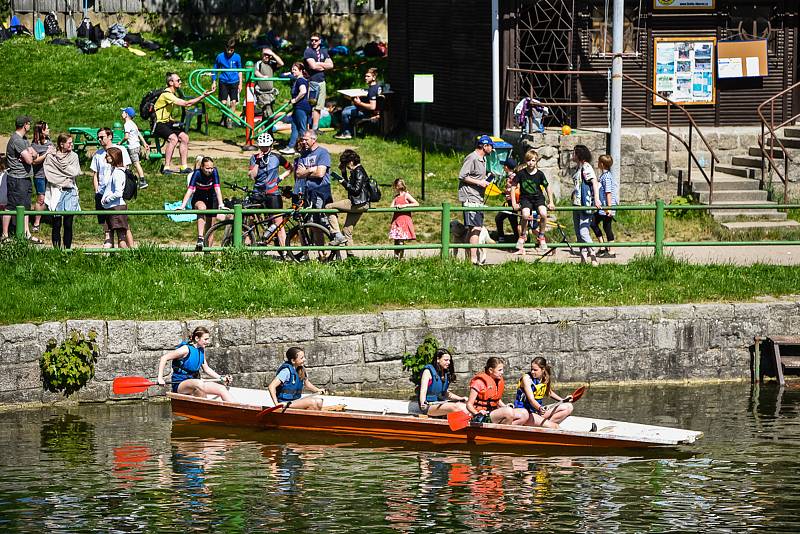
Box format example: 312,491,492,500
586,0,643,57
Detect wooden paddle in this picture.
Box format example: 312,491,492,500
112,375,222,395
543,384,588,420
257,392,325,418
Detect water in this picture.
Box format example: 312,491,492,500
1,382,799,533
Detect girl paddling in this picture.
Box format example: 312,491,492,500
418,348,468,417
156,326,233,402
514,357,573,427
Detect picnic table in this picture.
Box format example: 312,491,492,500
68,126,164,161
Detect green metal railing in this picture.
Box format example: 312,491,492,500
4,200,800,258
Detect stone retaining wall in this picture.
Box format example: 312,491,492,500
2,300,798,405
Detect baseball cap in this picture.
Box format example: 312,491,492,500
15,115,32,128
121,107,136,118
476,134,494,147
503,157,517,168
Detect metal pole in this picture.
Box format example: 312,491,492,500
440,202,451,259
421,103,426,201
491,0,500,137
15,206,25,239
654,199,665,258
609,0,623,180
233,203,243,249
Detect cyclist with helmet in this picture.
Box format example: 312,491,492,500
248,133,292,246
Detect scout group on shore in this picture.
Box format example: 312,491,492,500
157,326,576,428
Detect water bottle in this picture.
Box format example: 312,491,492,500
266,223,278,236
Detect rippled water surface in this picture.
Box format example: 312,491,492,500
1,382,800,533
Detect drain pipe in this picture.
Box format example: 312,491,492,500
609,0,623,179
492,0,500,137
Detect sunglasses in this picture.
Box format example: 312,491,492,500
310,38,320,42
97,135,107,139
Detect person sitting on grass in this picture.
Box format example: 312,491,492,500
157,326,233,402
513,356,573,428
334,67,381,140
267,347,327,410
512,150,555,254
417,348,468,417
178,156,226,251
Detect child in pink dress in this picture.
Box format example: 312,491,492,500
388,179,419,259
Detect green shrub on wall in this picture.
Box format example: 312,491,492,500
402,334,449,386
40,331,100,396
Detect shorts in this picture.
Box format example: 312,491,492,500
106,204,129,231
191,188,219,210
34,177,46,195
7,176,32,210
128,146,141,164
154,121,184,140
313,81,327,112
520,195,546,215
463,210,484,228
259,193,283,210
218,82,240,102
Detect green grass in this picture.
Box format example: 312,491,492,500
2,241,800,324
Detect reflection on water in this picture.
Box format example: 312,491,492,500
1,383,800,532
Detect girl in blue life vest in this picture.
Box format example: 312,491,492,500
417,348,469,417
157,326,234,402
267,347,327,410
514,356,573,428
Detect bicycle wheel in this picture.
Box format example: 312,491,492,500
247,218,286,259
204,221,257,249
285,222,341,263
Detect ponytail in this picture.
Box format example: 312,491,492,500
532,356,552,395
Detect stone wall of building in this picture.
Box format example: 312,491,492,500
2,300,797,406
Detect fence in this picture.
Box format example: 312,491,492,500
10,0,386,15
5,201,800,258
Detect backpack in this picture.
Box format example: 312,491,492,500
76,17,92,38
365,176,382,203
139,89,166,122
44,12,60,36
123,169,138,201
76,38,99,54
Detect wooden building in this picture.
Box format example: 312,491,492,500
388,0,799,132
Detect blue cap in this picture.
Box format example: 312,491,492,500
121,107,136,118
476,134,494,147
503,157,517,168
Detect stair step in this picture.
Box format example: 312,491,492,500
696,190,768,203
687,172,760,191
716,165,755,178
749,146,786,159
731,156,766,168
777,137,800,149
711,209,788,222
721,220,800,231
783,127,800,138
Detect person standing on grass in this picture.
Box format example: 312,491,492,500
2,116,40,243
157,326,233,401
253,47,284,120
590,154,619,258
280,62,312,156
30,120,53,235
458,135,493,265
153,72,214,174
210,38,243,129
388,178,418,259
178,156,226,251
91,127,131,248
571,144,602,266
43,133,81,249
326,148,369,253
121,107,149,190
303,32,334,133
293,129,332,228
334,67,382,140
512,150,555,255
0,155,9,234
100,147,134,248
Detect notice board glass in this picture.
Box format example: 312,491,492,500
717,40,768,78
653,37,716,105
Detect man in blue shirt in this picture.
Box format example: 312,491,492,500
303,32,334,132
335,67,382,139
211,38,243,129
293,130,332,225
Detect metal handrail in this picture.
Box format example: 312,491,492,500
506,67,719,201
756,80,799,202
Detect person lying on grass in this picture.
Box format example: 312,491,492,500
268,347,327,410
156,326,233,402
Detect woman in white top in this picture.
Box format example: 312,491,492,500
43,133,81,248
100,147,134,248
571,144,601,266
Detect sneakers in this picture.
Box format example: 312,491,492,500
537,234,548,252
330,233,347,246
138,180,149,190
179,166,192,174
334,132,353,140
195,236,204,252
32,225,40,234
278,147,296,155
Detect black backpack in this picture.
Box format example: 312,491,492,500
139,89,166,122
365,176,382,203
123,169,138,201
44,12,60,36
76,17,92,38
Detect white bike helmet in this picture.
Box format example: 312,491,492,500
257,133,274,147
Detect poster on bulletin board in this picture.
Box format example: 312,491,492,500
654,0,715,9
653,37,716,105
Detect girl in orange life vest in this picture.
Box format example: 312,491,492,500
156,326,234,402
267,347,326,410
465,357,528,425
514,357,573,427
418,348,468,417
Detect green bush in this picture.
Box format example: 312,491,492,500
402,334,448,386
40,330,100,396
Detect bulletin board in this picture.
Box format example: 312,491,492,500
653,37,716,106
653,0,715,9
717,40,768,78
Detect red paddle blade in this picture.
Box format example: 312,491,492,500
447,410,472,431
570,385,588,402
257,404,283,418
113,376,157,395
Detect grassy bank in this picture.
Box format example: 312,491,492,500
2,242,799,324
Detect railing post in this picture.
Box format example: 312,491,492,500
687,122,693,187
440,202,451,260
654,199,665,258
760,121,765,189
666,104,671,172
15,206,25,239
233,204,243,249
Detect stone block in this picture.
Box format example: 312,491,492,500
520,324,577,352
254,316,315,343
37,322,66,347
218,319,255,347
95,351,159,381
0,341,41,365
0,323,37,345
309,366,333,387
693,304,734,319
0,388,42,404
582,307,617,322
318,314,382,336
333,364,379,384
660,304,695,320
676,321,709,353
233,372,272,392
577,320,651,351
136,321,183,351
70,380,111,403
538,145,558,159
424,309,464,328
370,360,406,381
381,310,425,330
303,338,363,367
64,320,106,353
617,305,661,321
437,326,519,355
708,318,766,350
463,308,487,326
653,320,678,350
547,351,591,383
486,308,526,325
539,307,583,323
0,362,41,393
363,330,407,362
107,321,136,355
217,345,283,374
